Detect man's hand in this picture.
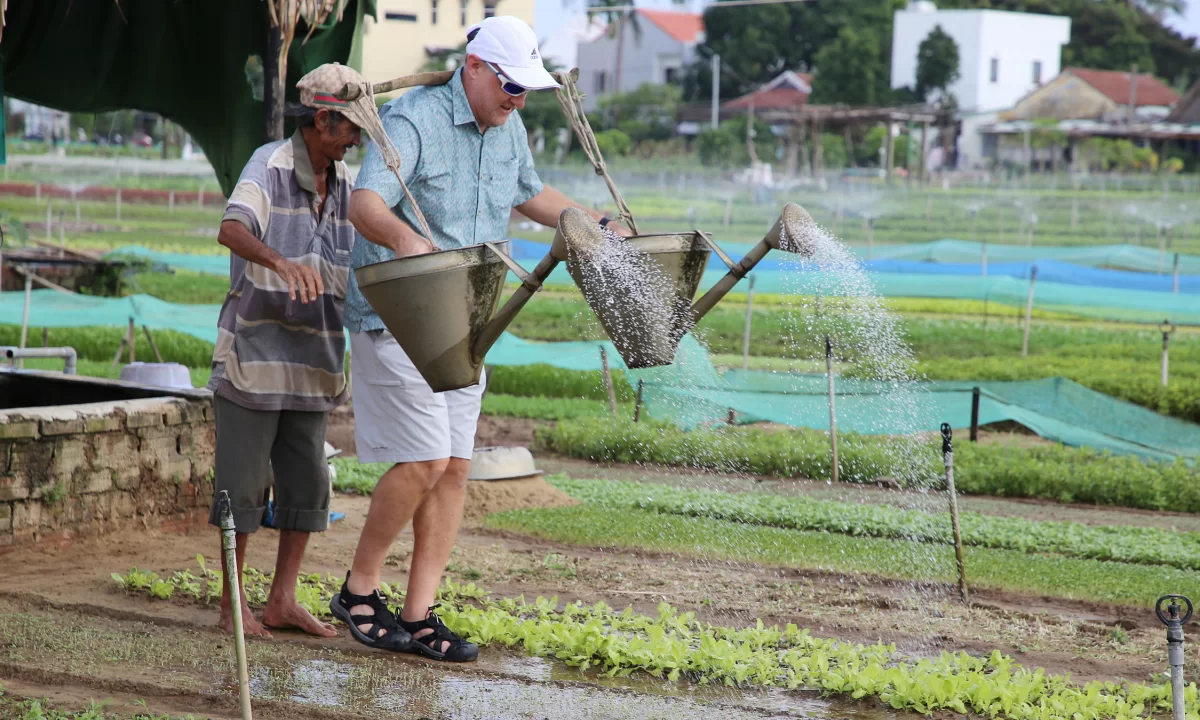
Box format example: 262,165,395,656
350,188,439,258
273,258,325,304
603,220,634,238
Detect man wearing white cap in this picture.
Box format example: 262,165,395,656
334,15,625,662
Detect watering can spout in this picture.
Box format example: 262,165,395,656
689,202,817,324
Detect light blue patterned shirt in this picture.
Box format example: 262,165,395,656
344,68,545,333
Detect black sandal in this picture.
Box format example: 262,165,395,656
399,609,479,663
330,572,412,652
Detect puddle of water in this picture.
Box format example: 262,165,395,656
247,655,900,720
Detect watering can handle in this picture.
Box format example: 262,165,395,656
483,242,538,293
697,231,737,271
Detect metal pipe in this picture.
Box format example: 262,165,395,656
633,379,644,422
941,424,969,604
970,387,981,442
600,346,618,416
4,347,77,374
1162,321,1175,387
218,491,254,720
1156,595,1192,720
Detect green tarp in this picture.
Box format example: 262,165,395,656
2,0,372,196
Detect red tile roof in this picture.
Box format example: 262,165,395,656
722,71,812,111
1066,67,1180,108
637,9,704,44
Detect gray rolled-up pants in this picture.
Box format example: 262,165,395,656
207,394,330,534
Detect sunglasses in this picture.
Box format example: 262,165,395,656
487,62,529,97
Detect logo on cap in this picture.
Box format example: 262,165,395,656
530,48,539,60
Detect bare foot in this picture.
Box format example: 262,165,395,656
263,600,339,638
219,602,272,638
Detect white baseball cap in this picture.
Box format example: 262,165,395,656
466,16,560,91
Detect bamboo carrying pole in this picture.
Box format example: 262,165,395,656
941,424,969,603
600,346,618,416
218,492,254,720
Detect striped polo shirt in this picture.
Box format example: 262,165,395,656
207,131,354,412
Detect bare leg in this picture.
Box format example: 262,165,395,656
262,530,338,637
218,531,271,638
402,457,470,652
345,459,448,637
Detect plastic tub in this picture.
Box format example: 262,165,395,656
119,362,193,389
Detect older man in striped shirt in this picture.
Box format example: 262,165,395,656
206,65,365,639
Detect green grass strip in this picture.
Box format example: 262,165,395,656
551,478,1200,571
538,418,1200,512
112,559,1189,720
487,505,1200,607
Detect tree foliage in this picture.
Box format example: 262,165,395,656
915,24,960,102
810,27,883,105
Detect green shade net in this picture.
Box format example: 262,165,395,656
1,0,372,197
4,287,1194,460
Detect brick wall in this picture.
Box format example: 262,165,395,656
0,396,216,550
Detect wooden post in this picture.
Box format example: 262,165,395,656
826,335,838,485
110,337,127,370
42,328,48,347
264,18,286,142
741,274,755,370
970,387,980,442
1022,266,1038,357
18,274,32,369
885,122,896,182
633,379,644,422
127,318,136,364
941,424,969,604
143,326,164,363
865,217,874,261
599,346,617,416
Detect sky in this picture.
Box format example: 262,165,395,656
1167,4,1200,39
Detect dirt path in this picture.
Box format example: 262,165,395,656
0,481,1175,719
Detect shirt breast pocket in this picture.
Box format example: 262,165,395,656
482,155,519,217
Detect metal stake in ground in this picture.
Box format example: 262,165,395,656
1155,594,1193,720
941,423,968,603
742,274,756,370
1161,320,1176,387
826,335,838,485
1021,266,1038,358
218,491,254,720
600,346,618,416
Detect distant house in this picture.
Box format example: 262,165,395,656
722,71,812,114
538,13,608,72
890,0,1070,114
575,8,704,111
1000,67,1180,123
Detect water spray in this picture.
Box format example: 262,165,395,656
1155,594,1192,720
218,490,254,720
940,424,968,604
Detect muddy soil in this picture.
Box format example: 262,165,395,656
1,412,1179,717
0,476,1175,720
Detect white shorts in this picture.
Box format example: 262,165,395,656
349,329,486,464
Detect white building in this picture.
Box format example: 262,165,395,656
538,12,607,72
890,0,1070,114
575,8,704,111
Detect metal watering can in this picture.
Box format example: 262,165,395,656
560,202,819,369
354,236,567,392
